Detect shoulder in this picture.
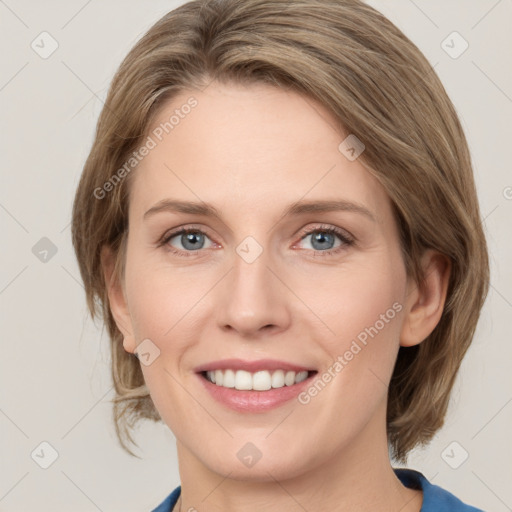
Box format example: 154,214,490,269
394,468,486,512
151,485,181,512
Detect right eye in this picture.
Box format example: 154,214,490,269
160,227,216,256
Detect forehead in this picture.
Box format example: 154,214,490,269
129,81,391,224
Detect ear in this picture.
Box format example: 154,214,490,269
100,245,136,354
400,249,451,347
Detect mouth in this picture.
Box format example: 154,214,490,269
194,359,318,412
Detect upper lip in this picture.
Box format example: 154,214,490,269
194,358,316,373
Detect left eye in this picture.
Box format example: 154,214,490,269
298,229,343,252
296,225,356,255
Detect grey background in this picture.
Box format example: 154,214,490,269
1,0,511,510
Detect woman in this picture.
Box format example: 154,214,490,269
71,0,489,510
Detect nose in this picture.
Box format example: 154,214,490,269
216,244,291,338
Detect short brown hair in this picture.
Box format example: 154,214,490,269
71,0,489,462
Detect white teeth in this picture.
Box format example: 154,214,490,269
284,370,296,386
271,369,285,388
204,369,311,390
234,370,252,390
223,369,235,388
295,370,308,383
252,371,272,391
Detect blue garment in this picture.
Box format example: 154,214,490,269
394,469,485,511
151,485,180,512
151,468,485,511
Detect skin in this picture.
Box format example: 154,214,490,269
103,80,450,511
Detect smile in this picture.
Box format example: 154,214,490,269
194,359,318,412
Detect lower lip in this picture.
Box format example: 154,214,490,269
197,372,316,412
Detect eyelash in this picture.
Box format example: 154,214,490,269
157,224,355,258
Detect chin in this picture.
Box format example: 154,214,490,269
199,447,313,483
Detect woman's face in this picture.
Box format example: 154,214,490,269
115,80,413,480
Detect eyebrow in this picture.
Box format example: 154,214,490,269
143,198,376,222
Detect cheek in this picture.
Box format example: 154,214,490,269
309,258,405,343
303,256,406,399
123,258,204,426
287,262,405,449
123,248,209,343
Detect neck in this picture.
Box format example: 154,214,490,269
174,405,422,512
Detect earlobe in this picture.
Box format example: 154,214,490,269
100,245,136,354
400,250,451,348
